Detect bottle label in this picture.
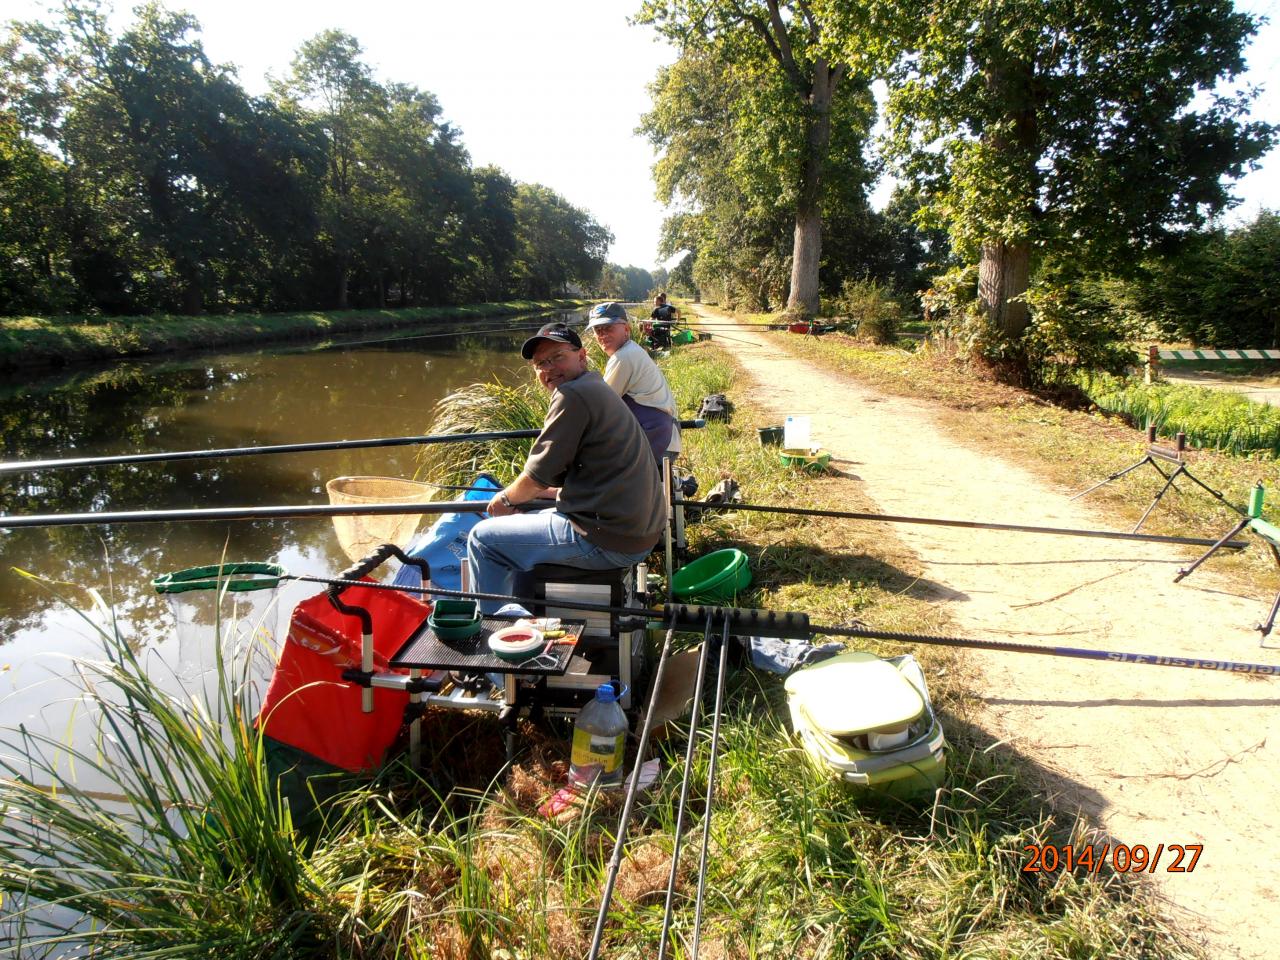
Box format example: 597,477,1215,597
571,727,624,776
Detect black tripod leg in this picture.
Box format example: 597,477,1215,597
1070,456,1154,501
1181,470,1247,517
1133,464,1184,532
1175,517,1251,583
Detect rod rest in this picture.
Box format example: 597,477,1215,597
327,542,431,633
661,604,810,639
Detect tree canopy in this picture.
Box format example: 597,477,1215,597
0,2,611,317
637,0,870,315
818,0,1273,375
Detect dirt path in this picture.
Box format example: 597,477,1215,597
1163,369,1280,409
689,306,1280,960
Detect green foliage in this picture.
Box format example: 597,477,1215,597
414,379,550,487
1082,371,1280,457
0,5,608,318
818,0,1274,368
836,278,903,344
637,1,874,314
1021,277,1141,384
0,578,337,954
1124,210,1280,348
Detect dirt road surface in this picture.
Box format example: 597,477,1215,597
689,306,1280,960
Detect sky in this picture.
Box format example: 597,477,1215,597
5,0,1279,268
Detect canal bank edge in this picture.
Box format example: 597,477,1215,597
0,299,590,374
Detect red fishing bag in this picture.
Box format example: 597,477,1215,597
259,581,431,772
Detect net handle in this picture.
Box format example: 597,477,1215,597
152,562,286,594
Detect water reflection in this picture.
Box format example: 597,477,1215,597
0,320,557,659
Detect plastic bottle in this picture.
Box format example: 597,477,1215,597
568,683,629,788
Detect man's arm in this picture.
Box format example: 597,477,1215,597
486,471,556,518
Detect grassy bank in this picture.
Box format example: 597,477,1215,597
0,341,1196,958
0,299,588,373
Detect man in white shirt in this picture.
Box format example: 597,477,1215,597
586,301,682,465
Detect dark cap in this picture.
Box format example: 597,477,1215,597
520,321,583,360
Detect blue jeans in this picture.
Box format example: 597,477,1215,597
467,510,653,613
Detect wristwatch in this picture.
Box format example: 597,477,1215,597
499,491,514,509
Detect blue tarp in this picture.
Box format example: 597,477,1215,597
391,474,502,591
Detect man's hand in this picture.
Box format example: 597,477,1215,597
487,490,516,517
486,473,553,517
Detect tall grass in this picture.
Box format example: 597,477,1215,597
0,578,336,956
413,380,549,487
1080,371,1280,456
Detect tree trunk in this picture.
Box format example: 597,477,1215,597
978,239,1031,339
336,254,349,309
785,62,836,318
788,205,822,316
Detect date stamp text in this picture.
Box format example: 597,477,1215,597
1022,843,1202,874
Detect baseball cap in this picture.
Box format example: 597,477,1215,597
520,321,583,360
585,301,630,329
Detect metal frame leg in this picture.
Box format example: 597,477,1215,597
1175,516,1251,583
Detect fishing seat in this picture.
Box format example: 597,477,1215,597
522,561,646,709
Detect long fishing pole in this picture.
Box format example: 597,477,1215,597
690,620,731,960
656,619,714,960
0,498,558,530
586,619,683,960
0,419,706,474
677,499,1248,550
277,573,1280,677
317,318,558,351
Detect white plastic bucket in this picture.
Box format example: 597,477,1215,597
783,415,811,450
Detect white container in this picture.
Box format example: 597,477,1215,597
783,415,811,450
569,683,629,788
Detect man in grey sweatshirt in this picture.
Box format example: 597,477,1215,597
467,322,665,611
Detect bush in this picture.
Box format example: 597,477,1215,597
838,278,903,344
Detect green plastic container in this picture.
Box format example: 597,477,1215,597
672,548,751,603
673,329,695,345
428,599,481,641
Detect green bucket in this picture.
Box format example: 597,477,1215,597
758,425,784,446
671,548,751,603
673,329,695,345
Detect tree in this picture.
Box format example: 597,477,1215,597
3,1,319,314
636,0,863,315
823,0,1273,376
1126,211,1280,348
640,43,875,310
511,184,612,298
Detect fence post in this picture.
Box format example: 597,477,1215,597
1145,345,1160,385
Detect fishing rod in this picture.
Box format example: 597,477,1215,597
275,572,1280,677
0,498,550,530
676,499,1248,551
0,419,706,474
657,619,714,960
690,618,730,960
317,318,558,351
587,619,682,960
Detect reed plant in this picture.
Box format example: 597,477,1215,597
413,380,549,488
0,577,341,956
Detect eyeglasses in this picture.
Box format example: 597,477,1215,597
532,349,576,372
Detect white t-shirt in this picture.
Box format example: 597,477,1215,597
602,339,683,453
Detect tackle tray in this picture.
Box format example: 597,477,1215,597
389,616,586,675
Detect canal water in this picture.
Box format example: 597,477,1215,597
0,314,571,772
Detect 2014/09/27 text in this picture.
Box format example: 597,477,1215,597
1022,843,1202,874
